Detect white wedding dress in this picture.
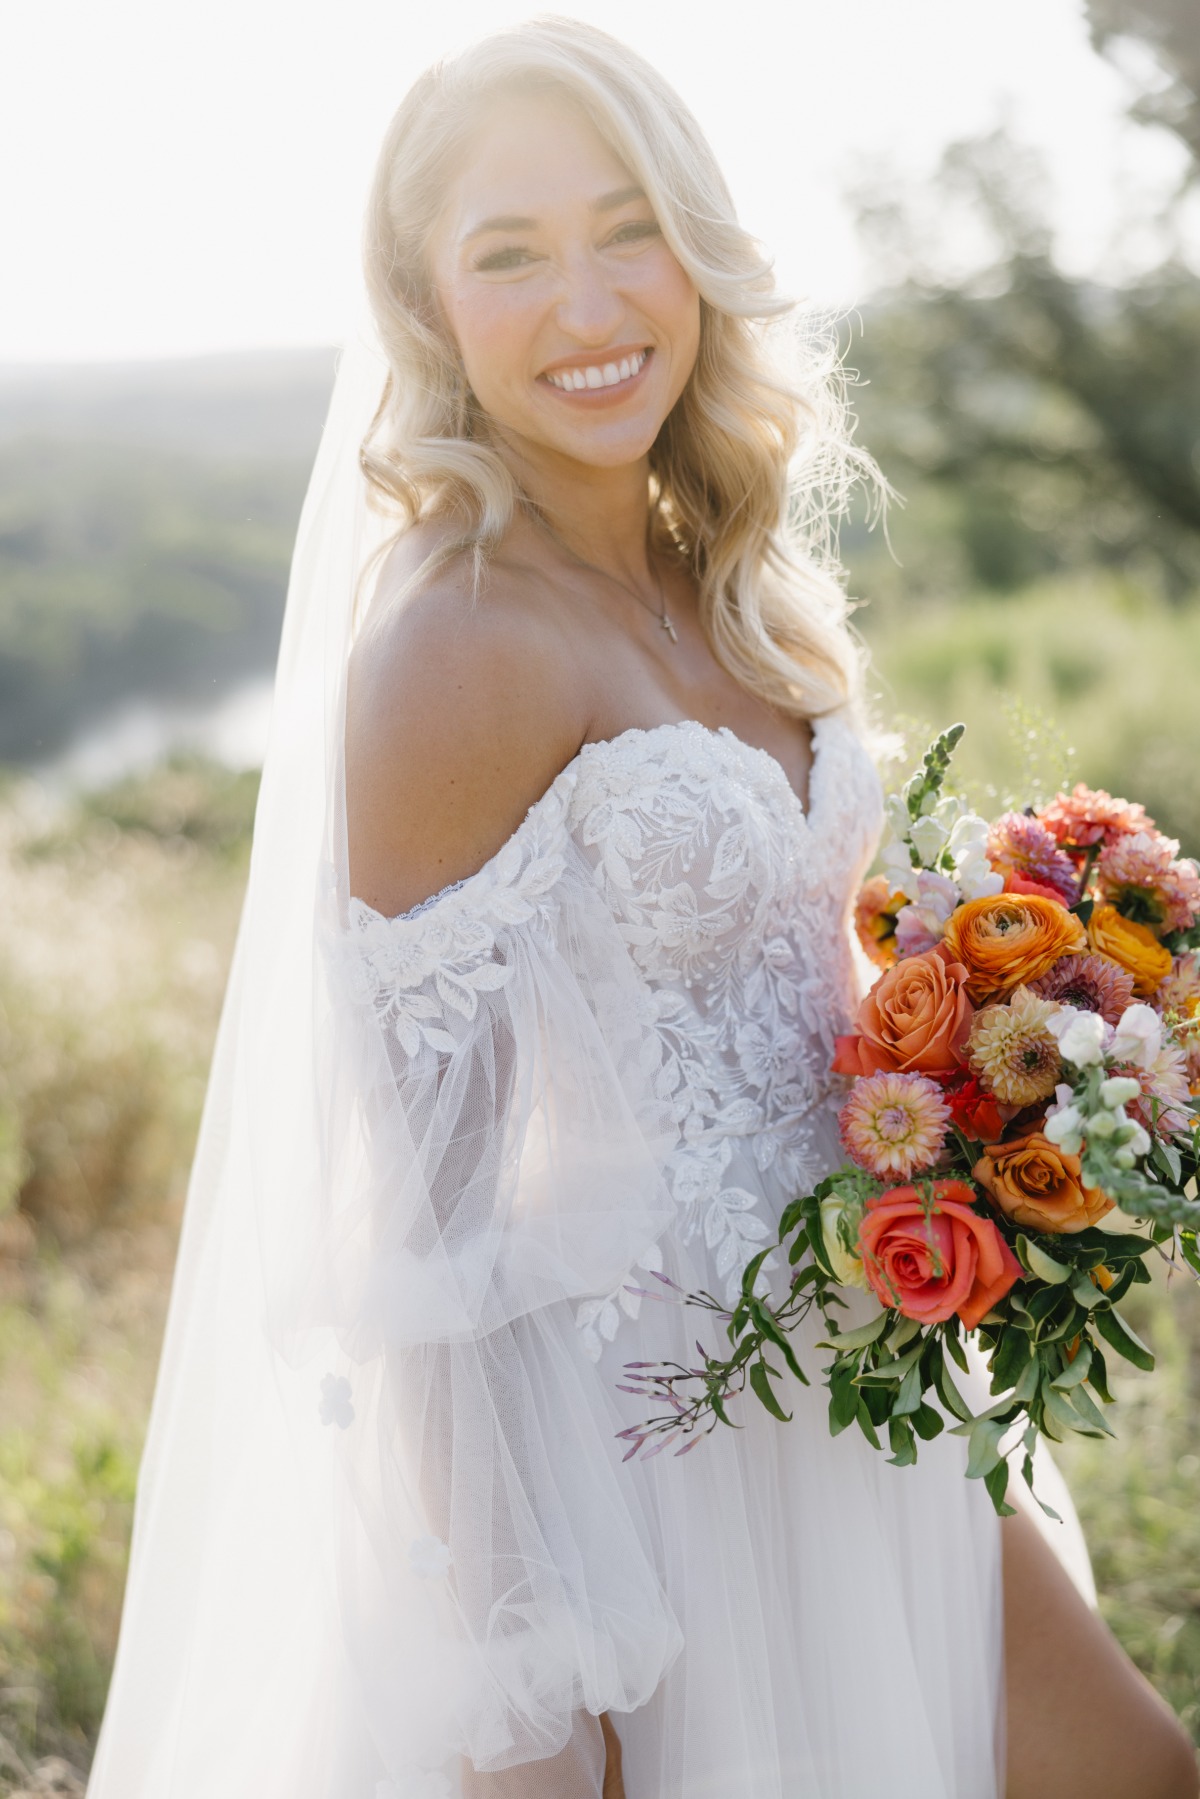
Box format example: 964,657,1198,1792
326,709,1006,1799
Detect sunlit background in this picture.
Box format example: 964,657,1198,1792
2,3,1200,1791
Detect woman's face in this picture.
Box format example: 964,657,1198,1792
428,93,701,473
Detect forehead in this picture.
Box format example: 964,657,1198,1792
438,92,638,239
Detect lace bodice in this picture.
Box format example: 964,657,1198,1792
344,710,884,1352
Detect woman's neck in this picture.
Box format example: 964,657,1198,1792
495,430,657,587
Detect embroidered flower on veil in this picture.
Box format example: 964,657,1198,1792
407,1533,453,1579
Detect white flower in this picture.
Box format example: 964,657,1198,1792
1100,1075,1141,1108
880,839,922,903
908,814,950,864
947,814,1006,901
1109,1003,1163,1070
883,794,911,840
819,1194,868,1291
1047,1007,1109,1068
1043,1106,1084,1155
408,1534,453,1579
948,813,989,857
1119,1119,1151,1158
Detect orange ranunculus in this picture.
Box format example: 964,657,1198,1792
1087,903,1173,999
857,1179,1021,1330
833,943,974,1078
941,893,1086,1003
972,1131,1113,1234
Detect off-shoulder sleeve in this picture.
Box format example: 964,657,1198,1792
292,775,683,1791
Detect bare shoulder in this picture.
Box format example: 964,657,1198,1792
345,524,589,917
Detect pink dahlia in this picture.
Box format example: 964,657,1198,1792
1097,832,1200,935
1038,784,1155,850
1157,951,1200,1027
1030,951,1134,1027
839,1071,951,1180
1125,1042,1195,1142
987,812,1080,906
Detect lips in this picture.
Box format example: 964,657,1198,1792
541,347,651,392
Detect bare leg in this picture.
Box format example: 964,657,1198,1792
1003,1508,1198,1798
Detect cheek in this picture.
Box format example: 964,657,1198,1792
640,249,700,350
439,282,540,391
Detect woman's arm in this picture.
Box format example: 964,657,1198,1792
344,552,629,1798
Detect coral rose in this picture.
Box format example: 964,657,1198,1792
857,1180,1021,1330
832,943,974,1077
941,893,1086,1002
972,1131,1114,1234
1087,903,1172,999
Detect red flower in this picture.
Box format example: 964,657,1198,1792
937,1071,1008,1143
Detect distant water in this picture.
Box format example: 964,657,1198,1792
36,677,276,792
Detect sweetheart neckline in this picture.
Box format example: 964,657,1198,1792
369,710,840,925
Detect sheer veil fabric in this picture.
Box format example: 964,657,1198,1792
86,313,1094,1799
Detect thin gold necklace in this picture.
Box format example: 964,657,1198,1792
526,503,679,644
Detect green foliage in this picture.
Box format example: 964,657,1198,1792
0,440,308,761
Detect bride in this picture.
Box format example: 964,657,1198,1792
87,17,1195,1799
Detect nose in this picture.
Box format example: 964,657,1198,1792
553,246,626,345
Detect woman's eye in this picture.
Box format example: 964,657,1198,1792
608,220,661,246
473,246,535,272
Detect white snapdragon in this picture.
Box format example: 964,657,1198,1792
948,812,1005,901
1109,1003,1162,1070
1043,1105,1085,1156
1046,1006,1110,1068
1100,1075,1141,1108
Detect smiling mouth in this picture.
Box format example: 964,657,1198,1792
542,347,652,393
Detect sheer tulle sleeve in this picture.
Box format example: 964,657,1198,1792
285,767,683,1792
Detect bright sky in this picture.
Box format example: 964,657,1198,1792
3,0,1190,364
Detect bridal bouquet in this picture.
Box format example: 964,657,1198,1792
621,726,1200,1514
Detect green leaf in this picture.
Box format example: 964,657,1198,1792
857,1340,926,1385
748,1301,808,1384
989,1326,1032,1395
1070,1273,1102,1312
1065,1382,1115,1439
740,1248,772,1300
893,1360,926,1418
1018,1236,1071,1284
749,1358,793,1422
1087,1341,1114,1405
1050,1341,1092,1391
1093,1306,1155,1372
965,1417,1007,1480
984,1459,1016,1516
934,1351,974,1423
887,1416,917,1467
828,1360,860,1433
1040,1386,1081,1442
945,1327,970,1373
855,1396,882,1450
825,1310,889,1352
912,1402,945,1441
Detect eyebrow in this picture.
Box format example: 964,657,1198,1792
461,185,648,243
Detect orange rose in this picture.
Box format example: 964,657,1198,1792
1087,903,1172,999
942,894,1086,1002
972,1131,1113,1234
833,943,974,1077
857,1179,1021,1329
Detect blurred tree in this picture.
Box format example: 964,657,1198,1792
1086,0,1200,169
848,31,1200,600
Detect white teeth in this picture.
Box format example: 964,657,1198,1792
546,349,648,391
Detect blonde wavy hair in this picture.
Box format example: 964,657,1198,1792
360,15,880,721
